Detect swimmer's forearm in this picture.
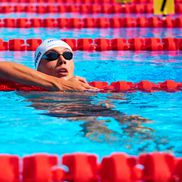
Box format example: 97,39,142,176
0,62,99,91
0,62,60,91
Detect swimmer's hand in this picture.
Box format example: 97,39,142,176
55,76,100,91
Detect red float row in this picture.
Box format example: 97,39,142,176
133,0,182,2
0,0,115,2
0,38,181,51
90,80,182,92
0,17,182,28
0,0,181,3
0,80,181,92
0,4,181,13
0,152,181,182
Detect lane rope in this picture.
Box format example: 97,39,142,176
0,38,181,51
0,152,181,182
0,17,182,28
0,80,181,92
0,4,181,13
0,0,182,3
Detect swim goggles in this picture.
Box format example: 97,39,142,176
42,50,73,61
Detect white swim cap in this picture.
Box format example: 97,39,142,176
34,38,72,69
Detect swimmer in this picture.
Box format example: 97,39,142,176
0,38,98,91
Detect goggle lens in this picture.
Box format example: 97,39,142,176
43,51,73,61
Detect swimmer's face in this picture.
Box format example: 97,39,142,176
37,47,74,80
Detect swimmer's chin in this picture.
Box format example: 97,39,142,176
56,74,72,80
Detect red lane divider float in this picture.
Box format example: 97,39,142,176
0,80,181,92
0,0,182,3
132,0,182,2
0,152,181,182
0,17,182,28
0,4,182,14
0,0,115,2
0,38,181,51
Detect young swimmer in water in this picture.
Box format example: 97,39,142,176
0,38,98,91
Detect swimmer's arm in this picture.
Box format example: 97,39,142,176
0,62,98,91
0,62,62,91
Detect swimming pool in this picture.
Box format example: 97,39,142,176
0,49,181,158
0,2,181,180
0,0,182,182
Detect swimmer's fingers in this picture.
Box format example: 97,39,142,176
73,76,100,91
81,82,100,91
58,77,100,91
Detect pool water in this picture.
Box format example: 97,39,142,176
0,28,182,40
0,12,181,18
0,49,181,158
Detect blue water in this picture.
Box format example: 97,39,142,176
0,28,181,40
0,13,181,18
0,90,181,158
0,50,181,158
0,51,181,82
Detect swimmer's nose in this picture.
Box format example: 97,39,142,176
57,56,66,65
